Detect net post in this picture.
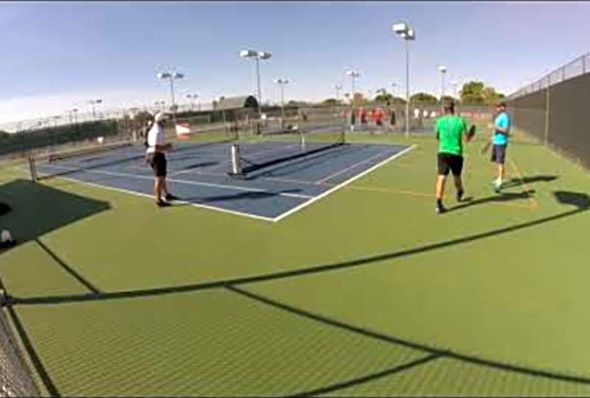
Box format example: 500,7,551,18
27,153,38,183
230,144,242,175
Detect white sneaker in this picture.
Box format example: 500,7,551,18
494,179,503,193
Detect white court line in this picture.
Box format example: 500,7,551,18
38,163,313,199
43,175,277,223
316,149,396,184
272,145,417,222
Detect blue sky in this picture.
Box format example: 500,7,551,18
1,1,590,124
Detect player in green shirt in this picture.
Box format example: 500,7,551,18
434,101,474,214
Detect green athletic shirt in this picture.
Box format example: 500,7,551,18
435,115,467,156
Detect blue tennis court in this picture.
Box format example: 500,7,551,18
32,140,413,222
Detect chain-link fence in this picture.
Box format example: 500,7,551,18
0,305,40,397
507,60,590,171
508,52,590,100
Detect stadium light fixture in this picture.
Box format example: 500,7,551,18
156,69,184,124
240,49,272,116
392,20,416,138
345,70,361,105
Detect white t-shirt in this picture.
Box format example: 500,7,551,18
146,123,166,154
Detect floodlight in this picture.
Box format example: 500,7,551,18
392,22,408,34
240,49,258,58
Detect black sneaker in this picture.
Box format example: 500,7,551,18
456,189,464,202
165,194,179,201
157,201,172,208
436,202,447,214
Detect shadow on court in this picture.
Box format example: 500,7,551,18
503,175,559,189
177,189,306,205
447,190,537,213
4,191,590,398
0,179,111,251
13,191,589,306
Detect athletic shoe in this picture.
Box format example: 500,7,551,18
165,194,179,201
157,201,172,208
456,189,464,202
494,180,503,194
436,203,447,214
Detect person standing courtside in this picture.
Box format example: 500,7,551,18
146,112,179,208
490,102,511,193
434,100,474,214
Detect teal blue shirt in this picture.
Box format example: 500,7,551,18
493,112,510,146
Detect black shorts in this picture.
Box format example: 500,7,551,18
491,144,507,164
147,152,167,177
437,153,463,177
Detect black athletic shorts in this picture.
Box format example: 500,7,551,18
147,152,167,177
491,144,507,164
437,153,464,177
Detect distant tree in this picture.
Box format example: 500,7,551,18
352,92,367,105
287,100,310,106
321,98,341,106
440,95,458,104
133,111,154,126
374,93,394,104
482,87,507,105
460,81,485,104
411,92,438,104
391,97,407,105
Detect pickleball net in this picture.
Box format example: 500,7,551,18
229,128,346,177
27,128,238,182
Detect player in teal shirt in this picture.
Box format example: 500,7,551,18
490,102,510,192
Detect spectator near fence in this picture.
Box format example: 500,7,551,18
359,108,368,131
389,108,396,129
374,108,385,129
349,108,356,131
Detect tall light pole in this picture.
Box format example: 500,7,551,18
156,70,184,125
392,21,415,138
334,83,343,101
88,99,103,121
390,82,398,98
240,49,272,118
273,78,290,128
346,70,361,106
154,100,166,113
438,65,447,102
186,93,199,112
67,108,79,125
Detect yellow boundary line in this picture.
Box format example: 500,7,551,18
261,175,534,210
508,158,539,209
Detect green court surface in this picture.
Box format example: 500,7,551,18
1,127,590,396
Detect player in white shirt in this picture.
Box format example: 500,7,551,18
146,112,178,207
